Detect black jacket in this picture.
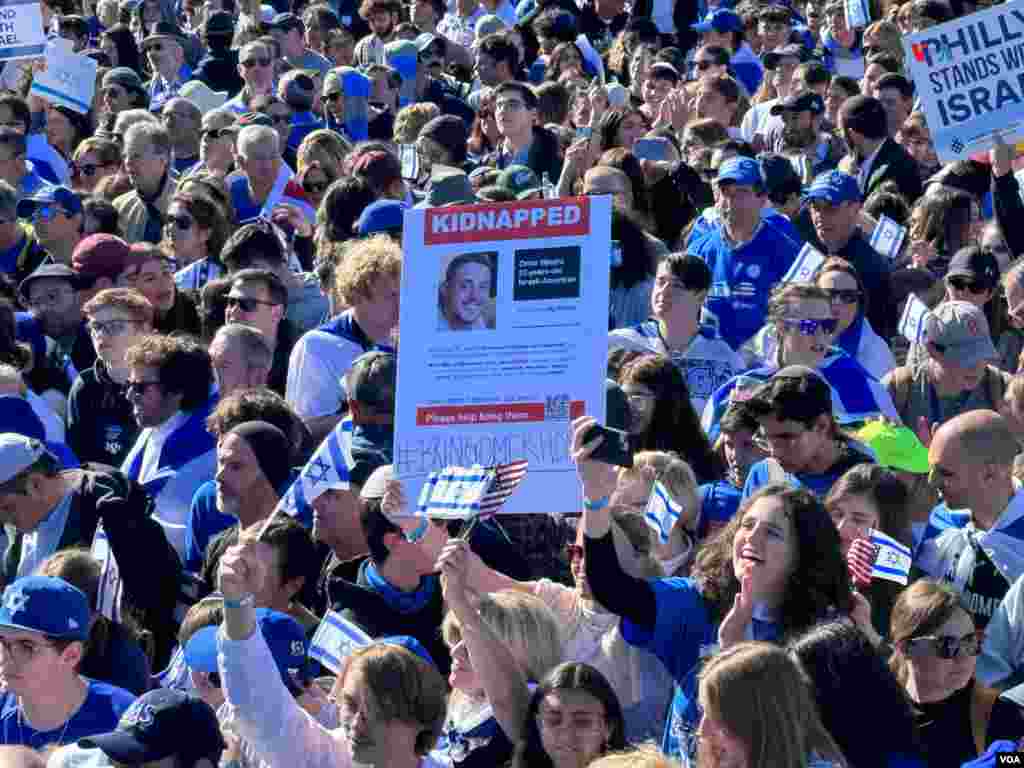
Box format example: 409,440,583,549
487,125,563,185
155,288,202,337
863,137,923,205
66,359,139,467
192,48,243,97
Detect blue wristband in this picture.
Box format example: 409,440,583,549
583,496,610,511
223,594,255,610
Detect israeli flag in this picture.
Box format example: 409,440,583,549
276,417,354,520
899,293,932,345
869,528,912,585
869,215,906,261
644,480,684,544
782,243,827,284
310,611,372,674
416,465,496,519
844,0,870,28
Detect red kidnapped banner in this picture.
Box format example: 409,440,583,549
424,198,591,245
416,401,585,426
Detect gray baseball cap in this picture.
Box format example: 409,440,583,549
927,300,997,367
0,434,50,486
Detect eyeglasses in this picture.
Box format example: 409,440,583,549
241,56,272,68
753,427,807,451
495,99,527,112
303,178,329,195
693,59,716,70
320,91,343,103
125,379,162,393
781,317,838,336
72,162,110,178
565,544,584,562
102,87,125,99
947,276,989,294
147,42,164,53
904,631,982,660
536,710,605,734
226,296,279,312
29,204,68,223
823,288,861,305
0,636,58,664
165,214,193,231
87,319,136,336
201,127,234,140
624,392,656,410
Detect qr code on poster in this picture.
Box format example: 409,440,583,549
545,394,570,421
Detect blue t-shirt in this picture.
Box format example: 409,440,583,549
742,448,874,500
687,219,801,351
0,679,135,748
620,578,779,765
697,481,742,541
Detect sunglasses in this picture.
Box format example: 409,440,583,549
202,127,234,140
72,162,108,178
320,91,342,103
165,214,193,231
781,317,838,336
226,296,278,312
102,87,126,99
148,42,164,52
303,179,329,194
824,288,860,305
947,276,989,294
904,632,982,660
241,56,272,68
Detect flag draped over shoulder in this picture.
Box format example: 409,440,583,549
276,417,355,520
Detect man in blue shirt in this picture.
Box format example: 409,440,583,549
687,156,802,351
0,575,135,747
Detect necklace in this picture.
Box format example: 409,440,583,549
16,691,79,749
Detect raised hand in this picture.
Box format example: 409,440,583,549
718,567,754,650
218,534,272,601
570,415,619,502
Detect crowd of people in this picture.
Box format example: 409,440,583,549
0,0,1020,765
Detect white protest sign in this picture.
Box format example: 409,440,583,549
0,0,45,61
905,3,1024,163
844,0,870,30
899,293,933,344
30,37,97,114
394,196,612,515
782,242,827,283
869,214,907,261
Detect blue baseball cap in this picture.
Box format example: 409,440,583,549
378,635,438,669
804,170,861,205
691,8,743,33
715,156,764,188
0,576,90,641
356,200,406,237
184,609,310,690
16,185,83,220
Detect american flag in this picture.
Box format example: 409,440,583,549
847,537,877,588
479,460,529,516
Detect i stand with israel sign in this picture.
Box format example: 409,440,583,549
0,0,45,61
904,2,1024,163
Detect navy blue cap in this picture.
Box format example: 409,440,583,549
0,576,90,641
356,199,406,237
804,170,861,205
691,8,743,33
16,185,83,220
79,689,225,764
770,89,825,115
184,608,310,689
763,43,809,69
715,156,764,188
269,12,303,30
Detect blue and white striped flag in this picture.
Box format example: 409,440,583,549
309,611,373,674
644,480,684,544
869,215,906,261
783,243,827,284
276,417,354,520
416,465,496,519
899,293,932,345
869,528,912,585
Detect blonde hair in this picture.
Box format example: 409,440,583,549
334,234,403,306
393,102,442,144
698,642,846,768
590,744,681,768
296,128,351,175
442,590,563,686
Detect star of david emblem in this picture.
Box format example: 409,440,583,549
3,587,28,614
307,456,332,486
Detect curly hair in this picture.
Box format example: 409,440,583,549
692,483,853,635
334,234,402,307
392,103,442,144
206,387,310,463
296,128,351,176
124,334,212,411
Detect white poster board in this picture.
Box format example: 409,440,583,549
904,3,1024,162
0,0,44,61
394,196,612,515
30,38,96,114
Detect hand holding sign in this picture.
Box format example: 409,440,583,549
29,38,96,114
991,130,1015,177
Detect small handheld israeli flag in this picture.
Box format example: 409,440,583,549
276,417,354,520
416,465,496,519
844,0,870,28
869,215,907,262
309,611,373,674
783,243,827,283
899,293,932,345
644,480,683,544
868,528,912,585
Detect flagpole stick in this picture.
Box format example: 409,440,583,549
458,515,479,542
255,504,281,542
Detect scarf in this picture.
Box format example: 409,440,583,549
363,560,438,614
836,311,865,362
141,170,168,244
